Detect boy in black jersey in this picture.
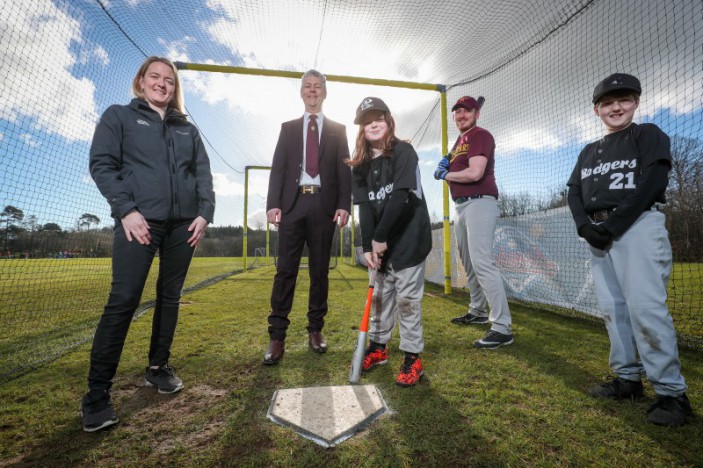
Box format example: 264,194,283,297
567,74,693,426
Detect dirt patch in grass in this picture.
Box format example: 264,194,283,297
114,378,229,453
7,381,233,466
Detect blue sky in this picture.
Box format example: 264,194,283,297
1,0,701,230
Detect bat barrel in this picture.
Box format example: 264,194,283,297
349,331,368,384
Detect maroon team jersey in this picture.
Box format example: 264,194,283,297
447,126,499,200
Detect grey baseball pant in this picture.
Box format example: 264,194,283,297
590,210,687,396
368,262,426,354
454,196,512,335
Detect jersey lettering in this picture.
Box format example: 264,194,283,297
451,143,471,161
609,172,636,190
368,183,394,201
581,158,637,180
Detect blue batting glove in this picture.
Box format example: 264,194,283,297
434,166,448,180
438,156,450,171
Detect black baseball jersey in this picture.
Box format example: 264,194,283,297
352,141,432,271
567,123,671,236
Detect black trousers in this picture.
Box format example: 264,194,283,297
88,220,195,390
268,193,336,340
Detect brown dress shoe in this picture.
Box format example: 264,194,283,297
308,331,327,354
263,340,285,365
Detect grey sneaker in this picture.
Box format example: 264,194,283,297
647,394,694,427
474,330,514,349
81,388,119,432
451,312,489,325
145,364,183,394
589,377,643,400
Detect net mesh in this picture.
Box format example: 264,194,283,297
1,0,701,382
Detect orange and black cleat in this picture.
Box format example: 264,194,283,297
362,346,388,371
396,354,423,387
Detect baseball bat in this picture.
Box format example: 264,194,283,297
349,268,377,384
477,96,485,109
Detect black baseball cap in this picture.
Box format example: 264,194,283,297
592,73,641,104
354,97,390,124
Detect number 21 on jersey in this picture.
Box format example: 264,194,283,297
610,172,636,189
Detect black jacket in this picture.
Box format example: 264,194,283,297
352,141,432,271
89,99,215,223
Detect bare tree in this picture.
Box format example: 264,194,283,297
499,191,540,217
666,136,703,261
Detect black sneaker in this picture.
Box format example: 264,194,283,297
474,330,513,349
451,312,489,325
81,388,119,432
589,377,643,400
145,364,183,394
647,394,694,427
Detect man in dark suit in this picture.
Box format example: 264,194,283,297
264,69,352,365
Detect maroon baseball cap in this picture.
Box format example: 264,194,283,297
452,96,480,112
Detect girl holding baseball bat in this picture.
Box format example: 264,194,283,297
347,97,432,387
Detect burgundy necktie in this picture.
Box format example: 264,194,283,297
306,114,319,178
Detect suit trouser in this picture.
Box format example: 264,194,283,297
368,262,426,354
589,210,686,396
268,193,336,340
454,197,512,335
88,220,195,390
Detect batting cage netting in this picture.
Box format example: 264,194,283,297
1,0,701,382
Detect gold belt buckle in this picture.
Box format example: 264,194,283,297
301,185,314,194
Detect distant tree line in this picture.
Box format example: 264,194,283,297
2,137,701,261
0,208,109,258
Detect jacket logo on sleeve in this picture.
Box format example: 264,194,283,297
136,119,150,127
176,130,189,135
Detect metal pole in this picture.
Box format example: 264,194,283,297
175,62,443,92
440,91,452,294
243,167,249,270
243,166,272,271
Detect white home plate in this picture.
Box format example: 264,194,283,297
267,384,388,448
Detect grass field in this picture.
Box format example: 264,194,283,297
2,256,701,382
0,257,244,382
0,264,701,466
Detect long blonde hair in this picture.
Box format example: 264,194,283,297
346,112,397,168
131,56,184,113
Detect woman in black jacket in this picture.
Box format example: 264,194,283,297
81,56,215,432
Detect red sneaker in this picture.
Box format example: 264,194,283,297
362,346,388,371
396,355,423,387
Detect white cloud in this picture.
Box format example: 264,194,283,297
0,2,100,142
20,133,39,148
247,209,267,228
499,129,563,155
77,44,109,67
212,172,243,197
